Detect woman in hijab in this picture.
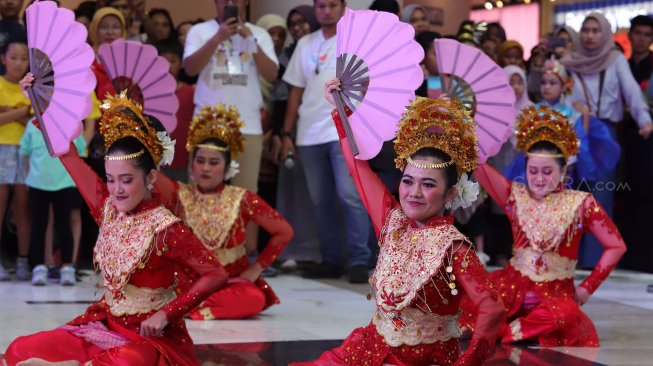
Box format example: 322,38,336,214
555,25,580,58
285,5,320,59
89,7,127,100
498,40,526,69
401,4,429,37
562,12,652,267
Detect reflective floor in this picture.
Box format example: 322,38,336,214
1,270,652,365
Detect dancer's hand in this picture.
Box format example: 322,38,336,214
574,286,590,305
324,78,341,106
19,73,35,98
240,263,264,282
141,310,168,337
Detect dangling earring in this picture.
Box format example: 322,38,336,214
147,183,154,191
445,202,452,210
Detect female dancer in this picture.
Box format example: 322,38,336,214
294,80,505,365
5,87,229,365
461,104,626,347
156,105,293,320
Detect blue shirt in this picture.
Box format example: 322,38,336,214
19,121,86,191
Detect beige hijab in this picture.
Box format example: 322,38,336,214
561,12,620,74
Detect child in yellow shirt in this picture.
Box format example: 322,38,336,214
0,35,31,281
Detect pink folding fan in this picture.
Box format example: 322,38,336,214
25,1,96,156
434,38,516,164
98,39,179,133
331,8,424,160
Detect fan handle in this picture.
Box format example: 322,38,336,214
26,86,56,156
331,90,359,156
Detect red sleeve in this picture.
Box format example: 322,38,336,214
159,223,229,321
331,109,396,237
92,60,116,101
59,144,108,223
154,172,181,216
453,243,506,365
473,163,511,214
578,195,626,294
242,191,294,268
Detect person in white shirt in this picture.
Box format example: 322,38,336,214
562,12,653,268
280,0,371,283
183,0,278,196
183,0,279,255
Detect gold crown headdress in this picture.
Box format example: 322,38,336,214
100,91,168,167
516,105,579,160
186,104,245,158
394,97,479,178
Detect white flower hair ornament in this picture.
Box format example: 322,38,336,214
157,131,176,167
225,160,240,180
450,173,480,211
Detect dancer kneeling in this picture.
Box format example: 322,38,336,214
293,80,505,366
155,105,293,320
5,85,229,366
461,105,626,347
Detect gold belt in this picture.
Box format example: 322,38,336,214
215,245,247,266
373,307,461,347
510,247,576,282
105,283,177,316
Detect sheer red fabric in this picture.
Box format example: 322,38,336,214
155,175,293,316
92,59,116,101
461,164,626,347
291,111,504,366
6,147,229,365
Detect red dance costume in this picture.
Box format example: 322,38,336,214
460,164,626,347
5,149,229,366
291,111,506,366
156,175,293,320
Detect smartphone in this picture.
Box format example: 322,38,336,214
224,5,238,21
547,36,567,49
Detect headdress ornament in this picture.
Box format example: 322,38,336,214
516,105,579,160
100,91,175,167
394,97,479,178
186,104,245,158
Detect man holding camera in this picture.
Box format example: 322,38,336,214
183,0,278,194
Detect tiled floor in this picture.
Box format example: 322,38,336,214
1,270,652,365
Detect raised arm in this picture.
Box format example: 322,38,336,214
60,143,108,222
453,243,506,365
474,163,512,213
243,191,293,269
577,195,627,295
160,223,229,321
332,109,396,236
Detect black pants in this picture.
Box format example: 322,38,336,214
28,187,75,266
